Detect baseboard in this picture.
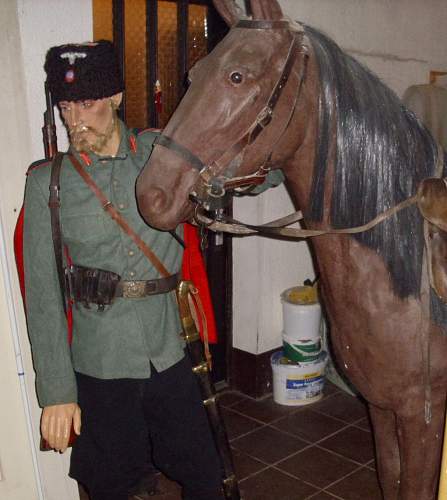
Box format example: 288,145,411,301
230,347,278,399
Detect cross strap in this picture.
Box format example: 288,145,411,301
67,154,171,278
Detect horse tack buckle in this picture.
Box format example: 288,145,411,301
122,280,148,298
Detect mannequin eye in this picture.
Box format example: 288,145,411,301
230,71,243,84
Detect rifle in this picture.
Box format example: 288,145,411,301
40,83,77,451
42,81,58,159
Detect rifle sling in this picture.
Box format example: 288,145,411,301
48,152,67,314
67,154,171,278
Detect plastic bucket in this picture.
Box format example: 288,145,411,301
282,332,322,362
281,286,321,340
271,350,327,406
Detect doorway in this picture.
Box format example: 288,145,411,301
92,0,231,385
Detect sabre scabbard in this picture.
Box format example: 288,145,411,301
176,280,240,500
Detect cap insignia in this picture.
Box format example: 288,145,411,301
60,51,87,65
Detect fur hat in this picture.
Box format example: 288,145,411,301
44,40,124,103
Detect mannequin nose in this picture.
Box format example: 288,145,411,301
68,106,80,128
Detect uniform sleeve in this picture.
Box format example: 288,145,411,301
23,171,77,407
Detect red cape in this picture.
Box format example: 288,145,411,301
14,207,217,344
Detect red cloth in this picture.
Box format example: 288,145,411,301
181,223,218,344
14,209,217,345
14,206,74,343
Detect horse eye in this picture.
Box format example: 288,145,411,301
230,71,243,84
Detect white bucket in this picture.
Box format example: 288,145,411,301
271,350,327,406
282,331,322,362
281,286,321,340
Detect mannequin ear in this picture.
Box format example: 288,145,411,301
250,0,283,20
213,0,243,26
110,92,123,109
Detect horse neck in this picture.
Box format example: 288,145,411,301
279,50,333,225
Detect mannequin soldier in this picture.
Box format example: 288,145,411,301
23,40,223,500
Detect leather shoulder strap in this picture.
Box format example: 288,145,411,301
67,154,171,278
48,152,67,314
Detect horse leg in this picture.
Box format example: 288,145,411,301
396,389,446,500
369,404,400,500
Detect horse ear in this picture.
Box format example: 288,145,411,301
213,0,243,26
250,0,283,20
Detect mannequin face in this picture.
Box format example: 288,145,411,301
59,92,122,156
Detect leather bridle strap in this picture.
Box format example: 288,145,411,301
153,26,303,185
194,195,419,238
155,135,205,172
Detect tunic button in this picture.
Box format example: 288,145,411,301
128,250,135,256
113,180,119,187
118,203,125,210
129,271,136,277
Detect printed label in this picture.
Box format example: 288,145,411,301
285,375,324,400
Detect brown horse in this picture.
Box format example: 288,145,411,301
136,1,447,498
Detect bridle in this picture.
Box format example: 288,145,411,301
153,18,309,212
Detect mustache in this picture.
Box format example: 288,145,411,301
69,124,102,137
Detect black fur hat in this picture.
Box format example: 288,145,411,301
44,40,124,103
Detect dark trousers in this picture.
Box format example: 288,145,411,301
69,355,223,500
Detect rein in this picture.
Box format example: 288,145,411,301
193,194,419,238
154,19,309,211
193,146,445,241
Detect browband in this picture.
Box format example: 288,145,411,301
235,20,290,30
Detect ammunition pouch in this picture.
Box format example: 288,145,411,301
66,264,180,310
66,265,121,310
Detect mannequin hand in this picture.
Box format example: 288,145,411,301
41,403,81,453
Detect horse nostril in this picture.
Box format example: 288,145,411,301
144,187,167,215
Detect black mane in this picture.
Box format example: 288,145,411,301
305,25,440,299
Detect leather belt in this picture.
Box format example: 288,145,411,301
115,272,180,298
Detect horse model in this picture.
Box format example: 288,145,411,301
136,1,447,498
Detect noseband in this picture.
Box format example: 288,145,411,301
153,19,309,211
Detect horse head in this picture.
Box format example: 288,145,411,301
136,0,312,230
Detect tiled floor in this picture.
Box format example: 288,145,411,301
79,382,383,500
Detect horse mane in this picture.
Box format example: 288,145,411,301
305,25,441,300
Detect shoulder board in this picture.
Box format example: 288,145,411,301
27,159,51,174
136,128,161,136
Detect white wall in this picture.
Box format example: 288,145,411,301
0,1,92,499
233,0,447,354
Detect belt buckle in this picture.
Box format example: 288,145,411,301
122,280,146,298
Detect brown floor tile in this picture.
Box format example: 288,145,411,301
273,408,347,443
276,446,359,489
326,466,382,500
154,473,182,499
353,416,372,431
307,492,341,499
217,390,248,408
221,407,263,440
321,381,340,398
231,395,298,423
319,426,375,464
78,474,183,499
78,484,89,500
312,392,369,423
232,426,308,464
239,467,318,500
231,448,267,480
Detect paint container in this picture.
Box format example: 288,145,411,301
282,332,322,362
281,286,322,341
271,350,327,406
